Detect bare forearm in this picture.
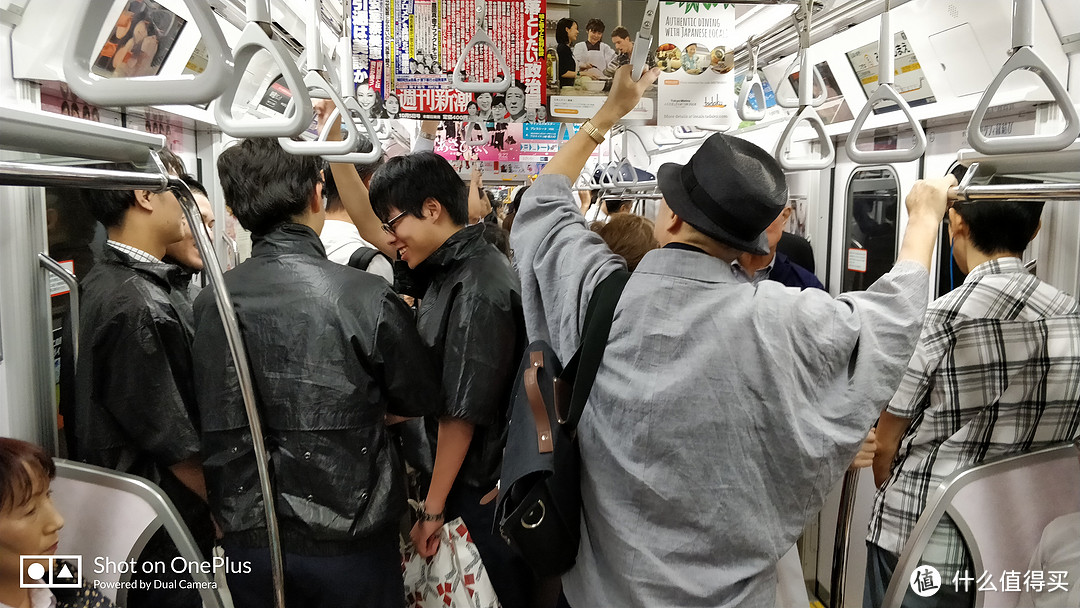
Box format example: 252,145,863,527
540,109,617,183
423,418,475,513
169,458,208,501
895,215,941,272
873,412,910,488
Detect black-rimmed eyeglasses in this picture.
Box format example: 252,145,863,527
381,210,409,235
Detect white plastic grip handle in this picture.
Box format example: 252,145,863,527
452,32,511,93
318,97,384,164
64,0,233,106
738,73,767,122
776,56,827,109
215,23,313,137
967,46,1079,155
464,121,490,147
775,105,836,171
845,83,927,163
278,72,360,156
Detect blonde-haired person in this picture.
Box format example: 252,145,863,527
590,213,657,272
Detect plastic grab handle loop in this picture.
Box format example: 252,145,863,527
317,97,384,164
776,55,827,109
215,23,312,137
464,121,490,147
845,9,928,163
775,105,836,171
65,0,233,106
278,72,360,156
452,2,510,93
967,46,1079,154
630,0,660,81
738,73,767,122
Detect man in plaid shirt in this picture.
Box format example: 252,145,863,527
865,197,1080,607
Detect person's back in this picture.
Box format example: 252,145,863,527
510,66,952,607
194,137,440,608
866,198,1080,607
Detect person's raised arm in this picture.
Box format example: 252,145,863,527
411,120,438,153
541,65,659,182
313,101,396,258
896,176,955,271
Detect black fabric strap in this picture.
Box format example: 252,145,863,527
560,269,631,431
347,246,382,271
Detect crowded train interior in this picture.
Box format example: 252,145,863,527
0,0,1078,607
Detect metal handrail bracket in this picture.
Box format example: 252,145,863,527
631,0,660,81
967,0,1079,155
215,1,312,138
452,0,511,93
775,7,826,109
64,0,233,107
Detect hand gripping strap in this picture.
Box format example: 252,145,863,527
318,97,384,164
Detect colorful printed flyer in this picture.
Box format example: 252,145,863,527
656,2,736,128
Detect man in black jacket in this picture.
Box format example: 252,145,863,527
193,138,441,608
75,159,213,608
369,152,531,606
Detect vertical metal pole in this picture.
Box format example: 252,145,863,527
829,470,860,608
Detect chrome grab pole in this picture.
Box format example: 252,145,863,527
37,255,80,368
0,161,169,190
829,470,860,608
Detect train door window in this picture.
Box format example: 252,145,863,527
842,167,899,292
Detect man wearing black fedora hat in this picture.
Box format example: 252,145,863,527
510,64,955,608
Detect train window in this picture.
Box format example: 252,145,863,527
842,167,899,292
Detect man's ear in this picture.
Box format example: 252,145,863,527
424,197,442,221
133,189,155,212
309,181,324,214
947,208,966,237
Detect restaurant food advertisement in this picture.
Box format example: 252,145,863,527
351,0,547,122
656,2,736,128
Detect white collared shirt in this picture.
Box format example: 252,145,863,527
106,240,161,264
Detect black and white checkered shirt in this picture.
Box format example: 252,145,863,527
868,257,1080,577
106,240,162,264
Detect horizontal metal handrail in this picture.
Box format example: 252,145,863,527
0,161,168,191
950,182,1080,201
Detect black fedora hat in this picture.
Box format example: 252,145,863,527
657,133,788,255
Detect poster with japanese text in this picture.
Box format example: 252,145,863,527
845,31,936,113
656,2,736,128
351,0,547,122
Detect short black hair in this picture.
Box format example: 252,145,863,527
955,200,1044,255
322,138,384,213
217,138,326,235
84,187,137,228
0,437,55,514
556,18,577,45
180,174,207,197
158,148,186,176
369,152,468,226
611,26,630,40
585,18,605,33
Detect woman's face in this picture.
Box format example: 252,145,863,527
505,87,525,114
569,22,579,43
0,469,64,580
467,103,478,117
357,86,377,111
536,106,548,121
477,93,492,112
385,95,400,114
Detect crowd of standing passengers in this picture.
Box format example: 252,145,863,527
21,64,1076,608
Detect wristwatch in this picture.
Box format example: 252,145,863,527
418,130,437,141
580,119,606,144
416,501,444,522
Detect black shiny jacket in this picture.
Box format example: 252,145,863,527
192,224,441,554
408,224,526,491
74,247,212,548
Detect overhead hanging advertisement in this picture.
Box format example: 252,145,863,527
845,31,936,113
656,2,736,128
351,0,547,122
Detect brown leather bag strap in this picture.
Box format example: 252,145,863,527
524,351,555,454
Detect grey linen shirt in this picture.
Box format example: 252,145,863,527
510,174,930,608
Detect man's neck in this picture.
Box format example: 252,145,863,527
108,225,165,260
324,208,354,223
737,250,776,275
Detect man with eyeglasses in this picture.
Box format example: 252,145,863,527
367,152,533,606
192,138,441,608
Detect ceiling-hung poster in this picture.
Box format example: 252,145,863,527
656,2,736,128
352,0,547,122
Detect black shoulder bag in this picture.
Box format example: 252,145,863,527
496,269,631,577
